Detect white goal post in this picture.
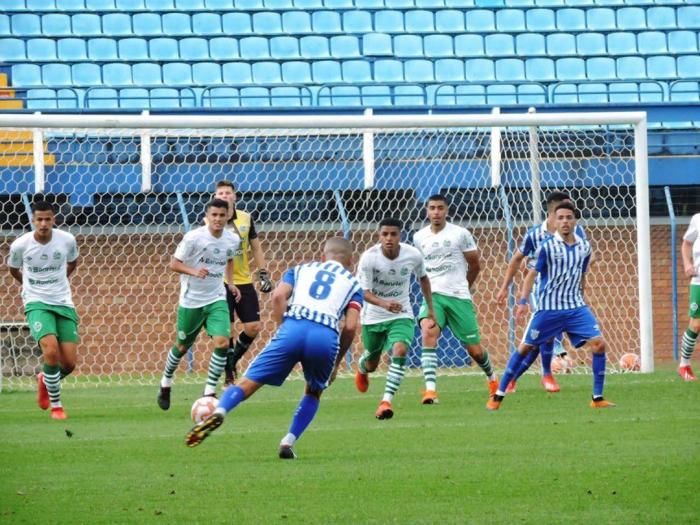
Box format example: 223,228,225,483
0,111,652,390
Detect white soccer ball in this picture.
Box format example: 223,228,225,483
191,396,218,423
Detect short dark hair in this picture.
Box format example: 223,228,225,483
215,180,235,191
554,201,577,215
426,194,449,206
379,218,403,230
31,201,55,214
205,198,230,212
546,191,571,207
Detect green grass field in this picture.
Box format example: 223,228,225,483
1,369,699,524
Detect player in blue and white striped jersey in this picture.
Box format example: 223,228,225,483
186,237,363,459
489,201,614,410
496,191,586,394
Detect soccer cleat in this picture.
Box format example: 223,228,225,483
486,394,503,411
541,374,560,393
375,400,394,420
50,407,68,420
157,386,171,411
678,365,697,382
488,378,499,397
355,371,369,393
590,398,616,408
505,379,517,394
278,444,297,460
36,372,50,410
186,412,224,448
421,390,439,404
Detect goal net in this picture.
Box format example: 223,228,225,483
0,112,652,390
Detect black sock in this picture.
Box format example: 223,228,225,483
231,332,255,364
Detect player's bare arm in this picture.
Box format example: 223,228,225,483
271,281,293,325
496,250,526,305
363,289,402,313
67,259,78,277
419,275,436,327
8,266,22,284
682,239,696,277
170,257,208,279
330,306,360,384
464,249,481,288
516,267,538,322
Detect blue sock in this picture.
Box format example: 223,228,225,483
288,395,320,440
498,351,528,393
540,340,554,376
218,385,246,414
514,348,539,381
592,352,606,398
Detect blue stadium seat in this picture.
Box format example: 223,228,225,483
486,84,518,106
586,57,616,80
354,0,384,8
162,14,191,36
193,13,222,35
146,0,174,9
616,56,646,79
132,14,163,36
281,61,312,83
103,63,133,85
454,85,486,105
424,34,454,57
88,38,118,61
270,36,300,59
4,0,26,9
0,39,26,61
555,57,585,80
27,0,57,9
465,58,494,81
343,11,373,33
103,14,132,37
42,14,72,36
57,38,88,61
610,82,664,104
72,63,103,85
253,12,282,34
180,38,209,60
27,39,57,61
556,9,585,31
222,13,252,35
576,33,606,56
118,87,149,109
0,16,9,37
312,11,342,33
576,83,609,104
311,60,341,83
373,59,403,82
495,58,525,81
544,33,573,56
607,32,637,56
300,36,330,58
670,81,700,102
177,0,206,8
222,62,253,84
72,15,102,37
646,7,677,30
119,38,149,60
466,10,495,32
162,63,193,85
637,32,668,55
330,36,360,58
454,34,484,56
252,61,281,83
375,11,404,33
434,59,464,82
394,34,423,57
394,85,426,106
324,0,354,8
385,0,414,8
11,15,42,36
526,9,555,32
435,10,465,33
87,0,117,9
203,87,240,108
241,87,270,107
240,37,270,59
11,64,43,87
525,57,555,81
319,86,360,107
586,9,616,31
209,37,239,60
415,0,449,5
496,9,525,32
149,38,179,60
405,11,435,33
282,12,312,34
445,0,475,7
271,86,309,108
86,88,119,109
234,0,264,9
117,0,146,8
149,88,183,109
616,7,646,31
27,89,58,110
668,31,699,54
192,62,222,84
647,56,676,79
677,7,700,30
404,59,434,82
485,34,515,57
515,84,547,105
42,64,72,86
342,59,372,82
363,32,392,56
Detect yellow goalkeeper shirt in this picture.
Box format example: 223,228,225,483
227,209,257,286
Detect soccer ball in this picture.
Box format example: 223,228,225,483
551,355,573,374
619,352,640,372
191,396,218,423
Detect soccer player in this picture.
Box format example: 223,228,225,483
186,237,362,459
355,218,436,419
157,199,241,410
7,201,79,420
495,191,587,394
413,194,498,404
212,180,272,386
488,201,615,410
678,212,700,381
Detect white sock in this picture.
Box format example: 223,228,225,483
203,385,216,396
496,389,506,397
425,381,436,392
280,432,296,447
160,377,172,388
680,357,691,367
382,393,393,403
487,373,496,382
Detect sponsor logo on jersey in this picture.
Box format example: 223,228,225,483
40,254,49,260
432,242,439,248
388,269,396,276
443,240,451,247
33,321,42,333
177,330,186,340
530,329,540,339
53,251,61,260
213,248,220,254
691,302,698,312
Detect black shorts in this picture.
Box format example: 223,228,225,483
225,283,261,324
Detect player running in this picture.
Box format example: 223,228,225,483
678,212,700,381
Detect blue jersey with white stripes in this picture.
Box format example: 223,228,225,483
281,260,363,332
534,232,592,311
519,222,586,259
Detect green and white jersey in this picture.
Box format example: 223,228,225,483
357,242,426,324
174,226,240,308
413,222,477,301
7,229,78,307
683,213,700,286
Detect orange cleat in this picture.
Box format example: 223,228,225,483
37,372,50,410
590,398,616,409
505,379,517,394
678,365,698,382
50,407,68,420
375,401,394,420
486,395,503,411
488,378,499,397
421,390,439,404
541,374,560,393
355,371,369,393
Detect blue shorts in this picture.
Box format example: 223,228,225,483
244,318,340,392
523,306,602,349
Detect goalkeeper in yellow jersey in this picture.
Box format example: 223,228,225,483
213,180,273,385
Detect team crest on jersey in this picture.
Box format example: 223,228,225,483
443,240,451,247
239,225,248,233
53,251,61,260
213,248,220,254
177,330,186,340
40,254,49,261
388,269,396,276
400,266,409,276
24,256,32,262
691,302,698,313
33,321,42,333
432,242,439,248
530,328,540,339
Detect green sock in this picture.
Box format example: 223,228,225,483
681,329,698,365
204,347,228,396
421,348,438,391
383,356,407,402
474,350,495,380
59,368,71,380
43,363,61,408
358,351,372,374
161,346,183,387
